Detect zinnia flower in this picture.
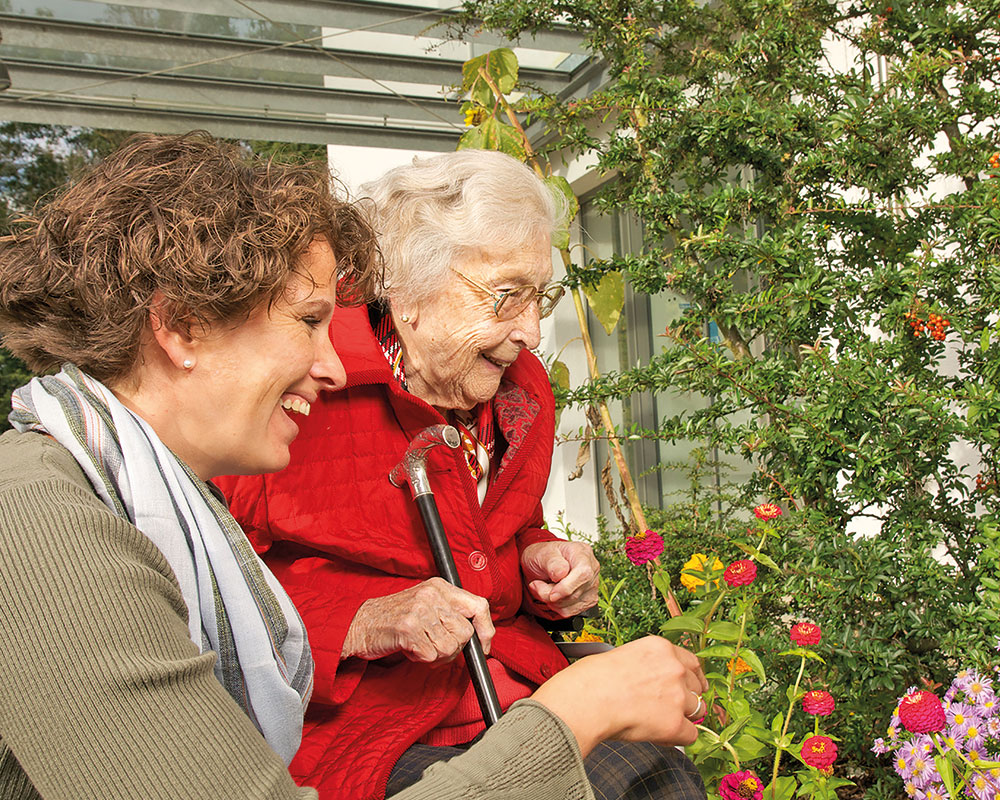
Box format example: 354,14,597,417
800,735,838,769
575,630,604,643
728,656,752,676
802,690,835,716
898,690,946,733
790,622,822,646
723,559,757,587
753,503,782,521
624,529,664,566
718,770,764,800
680,552,724,591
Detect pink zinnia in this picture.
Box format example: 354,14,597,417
753,503,782,521
790,622,822,646
718,770,764,800
898,690,946,733
624,529,664,565
723,559,757,587
802,690,835,716
800,735,838,769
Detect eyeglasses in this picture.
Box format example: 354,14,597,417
452,268,566,320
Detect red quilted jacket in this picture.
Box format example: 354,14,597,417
216,305,569,800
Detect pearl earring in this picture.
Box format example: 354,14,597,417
400,314,410,324
182,359,194,369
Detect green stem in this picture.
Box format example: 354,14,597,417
770,656,806,798
699,589,729,652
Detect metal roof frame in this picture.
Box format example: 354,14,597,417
0,0,595,151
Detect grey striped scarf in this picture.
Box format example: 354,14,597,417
10,364,313,764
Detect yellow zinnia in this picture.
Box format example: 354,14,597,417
680,552,724,591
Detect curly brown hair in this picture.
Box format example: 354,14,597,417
0,131,380,382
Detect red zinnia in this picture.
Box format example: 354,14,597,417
624,529,665,566
897,690,946,733
753,503,782,521
719,770,764,800
802,690,835,716
800,735,837,769
790,622,822,646
723,559,757,587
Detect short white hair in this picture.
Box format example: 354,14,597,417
359,150,565,309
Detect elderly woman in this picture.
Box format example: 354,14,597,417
219,151,707,800
0,133,707,800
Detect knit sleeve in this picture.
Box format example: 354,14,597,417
392,700,594,800
0,436,315,800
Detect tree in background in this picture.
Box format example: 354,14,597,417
0,124,324,429
455,0,1000,792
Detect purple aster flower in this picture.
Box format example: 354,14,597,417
872,737,891,755
924,785,947,800
995,636,1000,653
968,771,999,800
894,747,915,781
908,748,938,788
965,720,987,753
946,701,976,730
987,717,1000,737
902,779,919,798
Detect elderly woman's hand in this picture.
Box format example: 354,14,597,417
342,578,495,663
520,540,600,619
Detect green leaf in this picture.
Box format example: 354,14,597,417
462,48,518,106
464,117,525,160
718,715,751,743
934,754,955,795
771,713,784,735
779,648,826,664
763,776,797,800
706,621,743,641
583,271,625,335
544,175,580,250
740,649,767,683
696,644,736,659
660,615,705,635
732,732,768,760
549,358,569,426
755,552,780,571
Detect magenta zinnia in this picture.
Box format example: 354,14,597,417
897,690,946,733
723,559,757,587
624,529,664,566
753,503,782,521
790,622,822,646
802,690,835,716
800,735,838,769
719,770,764,800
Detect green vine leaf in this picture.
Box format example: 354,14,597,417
544,175,580,250
583,271,625,335
462,48,518,108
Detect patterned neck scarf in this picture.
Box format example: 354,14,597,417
374,309,496,487
9,365,312,764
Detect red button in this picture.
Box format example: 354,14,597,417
468,551,487,571
541,665,554,678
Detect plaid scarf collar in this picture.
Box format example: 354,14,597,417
373,309,495,480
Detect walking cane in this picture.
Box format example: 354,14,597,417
388,424,503,728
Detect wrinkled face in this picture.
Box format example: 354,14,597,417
398,236,552,411
183,239,346,478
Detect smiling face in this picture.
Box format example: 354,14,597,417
395,236,552,411
178,239,346,478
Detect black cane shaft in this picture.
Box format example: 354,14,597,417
413,493,502,728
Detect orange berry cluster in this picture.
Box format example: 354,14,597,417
904,310,949,341
990,152,1000,170
976,472,996,493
